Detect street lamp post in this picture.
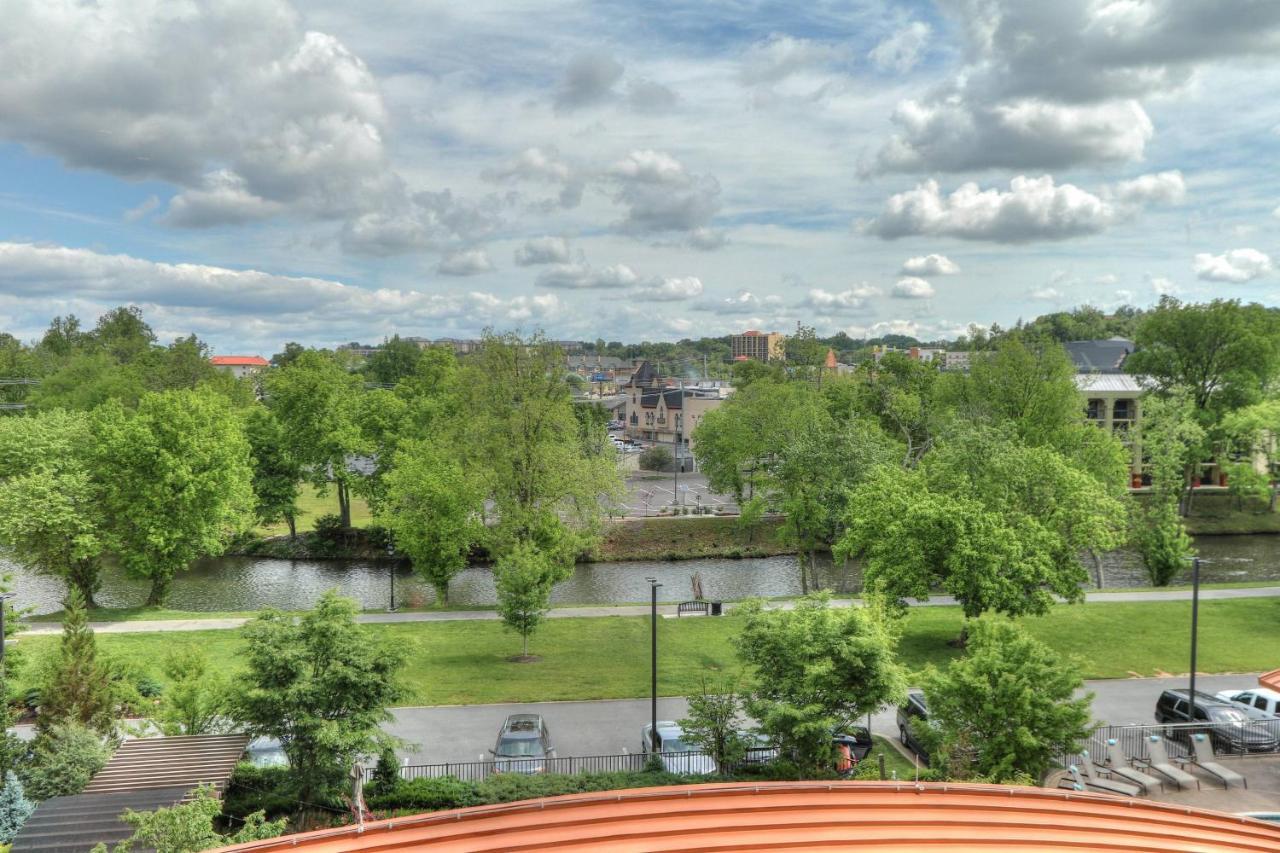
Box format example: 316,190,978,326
647,577,662,754
1188,556,1201,722
386,536,398,613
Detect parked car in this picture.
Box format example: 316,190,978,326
1216,687,1280,718
1154,689,1279,753
491,714,555,774
641,721,716,775
738,731,779,766
896,691,932,765
245,736,287,768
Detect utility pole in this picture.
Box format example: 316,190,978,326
386,535,397,613
647,577,662,753
1189,556,1200,722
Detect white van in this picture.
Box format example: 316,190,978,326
1216,687,1280,718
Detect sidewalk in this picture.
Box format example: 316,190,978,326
18,585,1280,636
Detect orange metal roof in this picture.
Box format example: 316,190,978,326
1260,669,1280,692
210,355,268,367
214,781,1280,852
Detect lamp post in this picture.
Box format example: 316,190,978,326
0,592,13,674
1188,556,1201,722
647,577,662,753
386,535,398,613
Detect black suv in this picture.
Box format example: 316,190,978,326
1154,689,1279,754
896,691,931,765
490,714,555,773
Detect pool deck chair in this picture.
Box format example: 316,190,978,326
1140,735,1200,791
1190,734,1246,789
1102,740,1163,794
1077,751,1141,797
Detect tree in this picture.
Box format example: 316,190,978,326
92,785,285,853
38,588,116,736
0,771,35,843
28,351,146,411
1138,390,1206,519
921,618,1092,782
233,591,405,802
243,408,302,538
836,427,1127,625
263,351,366,527
21,721,111,800
365,335,424,386
91,389,255,605
271,342,307,368
734,595,905,773
848,353,942,467
463,333,622,571
1136,503,1195,587
0,411,106,606
1126,297,1280,419
639,445,674,472
91,306,156,364
785,323,825,383
381,440,483,604
154,647,229,736
495,543,555,658
679,676,749,773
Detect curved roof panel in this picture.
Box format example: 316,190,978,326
216,781,1280,852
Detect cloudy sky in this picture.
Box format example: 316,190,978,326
2,0,1279,353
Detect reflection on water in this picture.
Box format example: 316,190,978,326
4,534,1278,616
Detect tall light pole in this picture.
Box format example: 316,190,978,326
1188,556,1201,722
647,577,662,752
386,535,398,613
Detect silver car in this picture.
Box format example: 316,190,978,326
640,721,716,775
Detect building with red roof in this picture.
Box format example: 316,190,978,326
210,355,269,379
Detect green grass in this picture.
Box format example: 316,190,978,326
867,735,919,780
255,483,373,536
1133,491,1280,536
14,597,1280,706
593,515,790,561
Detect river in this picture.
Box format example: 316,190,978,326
3,534,1278,616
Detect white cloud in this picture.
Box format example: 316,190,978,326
1147,274,1178,295
864,173,1182,243
534,262,639,290
1095,273,1119,286
482,146,584,209
1030,287,1063,301
607,150,722,239
554,52,624,112
868,22,931,73
436,248,494,277
635,276,704,302
123,195,161,223
901,254,960,276
892,277,935,299
845,319,922,340
339,190,502,256
696,290,785,314
514,237,572,266
1108,171,1187,205
1193,248,1274,282
740,35,843,85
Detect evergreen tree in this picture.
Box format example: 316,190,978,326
0,771,35,842
39,588,115,736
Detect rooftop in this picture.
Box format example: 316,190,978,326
1065,338,1134,374
210,355,269,367
1075,373,1148,394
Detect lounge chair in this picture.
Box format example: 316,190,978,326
1141,735,1199,791
1190,734,1246,789
1103,739,1163,794
1077,751,1141,797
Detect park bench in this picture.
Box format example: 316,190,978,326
677,600,710,617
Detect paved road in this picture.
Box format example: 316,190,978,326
384,673,1260,765
20,587,1280,636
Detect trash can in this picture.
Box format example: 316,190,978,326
710,601,722,616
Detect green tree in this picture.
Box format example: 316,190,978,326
494,542,555,658
233,591,405,802
38,588,116,736
263,351,366,527
92,785,285,853
21,721,111,800
921,618,1092,782
639,445,674,472
243,408,302,538
0,771,35,843
381,440,483,604
1136,502,1195,587
92,389,255,605
29,351,146,411
836,428,1126,625
1127,297,1280,418
734,595,905,774
0,411,106,606
679,676,750,773
154,647,229,736
350,388,410,515
271,342,307,368
365,335,424,386
785,323,825,384
91,306,156,364
1138,390,1206,519
848,353,942,467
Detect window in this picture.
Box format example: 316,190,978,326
1256,696,1268,711
1085,399,1102,420
1113,399,1133,420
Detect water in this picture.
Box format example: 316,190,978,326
3,535,1278,616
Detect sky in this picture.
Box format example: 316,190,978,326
1,0,1279,354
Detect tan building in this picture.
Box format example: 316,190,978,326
1077,373,1145,482
730,330,784,362
210,355,268,379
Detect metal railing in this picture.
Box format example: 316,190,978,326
1064,718,1280,769
368,748,781,783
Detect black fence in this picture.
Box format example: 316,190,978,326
368,747,781,783
1064,718,1280,769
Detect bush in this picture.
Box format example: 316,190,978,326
135,676,164,699
21,722,112,801
639,446,674,472
371,747,400,793
0,772,35,843
311,513,345,542
364,525,394,552
222,764,301,822
367,769,691,813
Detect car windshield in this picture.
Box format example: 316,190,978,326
1210,708,1249,724
497,738,544,757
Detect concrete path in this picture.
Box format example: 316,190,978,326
18,585,1280,636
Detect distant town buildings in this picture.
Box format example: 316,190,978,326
209,355,268,379
730,330,784,362
621,360,728,467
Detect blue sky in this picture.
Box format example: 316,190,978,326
1,0,1278,353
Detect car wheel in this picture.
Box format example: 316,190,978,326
899,726,909,748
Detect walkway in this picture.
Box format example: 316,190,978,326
18,585,1280,636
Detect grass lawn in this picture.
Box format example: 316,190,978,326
867,735,919,780
13,598,1280,706
256,483,373,536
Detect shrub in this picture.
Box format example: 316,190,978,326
134,676,164,699
371,747,400,793
639,446,674,472
222,764,300,822
21,722,112,801
311,514,345,543
0,772,35,843
366,769,691,813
